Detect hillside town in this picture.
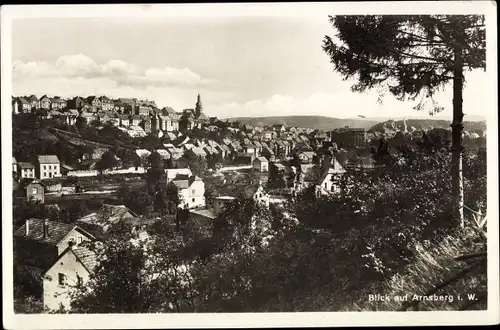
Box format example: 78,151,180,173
11,92,487,312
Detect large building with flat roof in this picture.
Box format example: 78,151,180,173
330,126,367,149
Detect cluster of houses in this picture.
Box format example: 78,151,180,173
14,205,142,311
12,94,211,138
14,165,273,311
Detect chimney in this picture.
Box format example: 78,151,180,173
43,218,49,239
25,219,30,236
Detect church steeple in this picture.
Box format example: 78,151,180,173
195,93,203,118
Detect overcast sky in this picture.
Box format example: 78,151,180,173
12,16,489,119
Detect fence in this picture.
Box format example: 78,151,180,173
103,167,146,175
219,165,253,172
67,167,146,178
67,170,99,177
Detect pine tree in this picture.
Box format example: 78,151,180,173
322,15,486,226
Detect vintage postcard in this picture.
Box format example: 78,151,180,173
1,2,499,328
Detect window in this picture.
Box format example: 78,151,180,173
78,237,83,244
58,273,66,286
324,182,327,189
48,165,52,170
32,188,38,194
192,198,195,203
43,165,47,170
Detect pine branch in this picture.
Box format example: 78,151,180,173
398,31,446,44
391,49,449,63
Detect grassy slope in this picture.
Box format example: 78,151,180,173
347,227,487,311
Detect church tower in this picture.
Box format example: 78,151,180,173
195,93,203,118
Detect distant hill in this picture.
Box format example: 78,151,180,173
369,119,487,133
226,116,378,130
363,115,486,122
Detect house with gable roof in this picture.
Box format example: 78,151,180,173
43,243,98,311
85,96,101,110
26,179,46,203
167,174,206,209
76,204,137,238
27,95,40,109
40,95,52,110
253,156,269,172
18,162,36,179
297,151,316,164
50,97,67,110
14,218,95,292
316,156,347,197
99,95,114,111
36,155,61,180
13,97,32,113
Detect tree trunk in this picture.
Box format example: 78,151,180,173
451,46,465,227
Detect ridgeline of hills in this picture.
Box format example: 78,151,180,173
368,119,487,133
227,116,487,132
227,116,378,130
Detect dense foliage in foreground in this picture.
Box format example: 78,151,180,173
48,142,488,312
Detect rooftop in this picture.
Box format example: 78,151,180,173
37,155,60,164
215,196,236,201
189,208,216,220
72,245,98,272
77,204,136,231
14,218,91,246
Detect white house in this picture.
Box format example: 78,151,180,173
17,162,35,179
42,245,97,311
253,157,269,172
14,218,95,294
169,174,205,209
316,157,346,196
297,151,316,164
36,155,61,180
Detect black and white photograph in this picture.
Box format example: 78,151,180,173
1,2,499,328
